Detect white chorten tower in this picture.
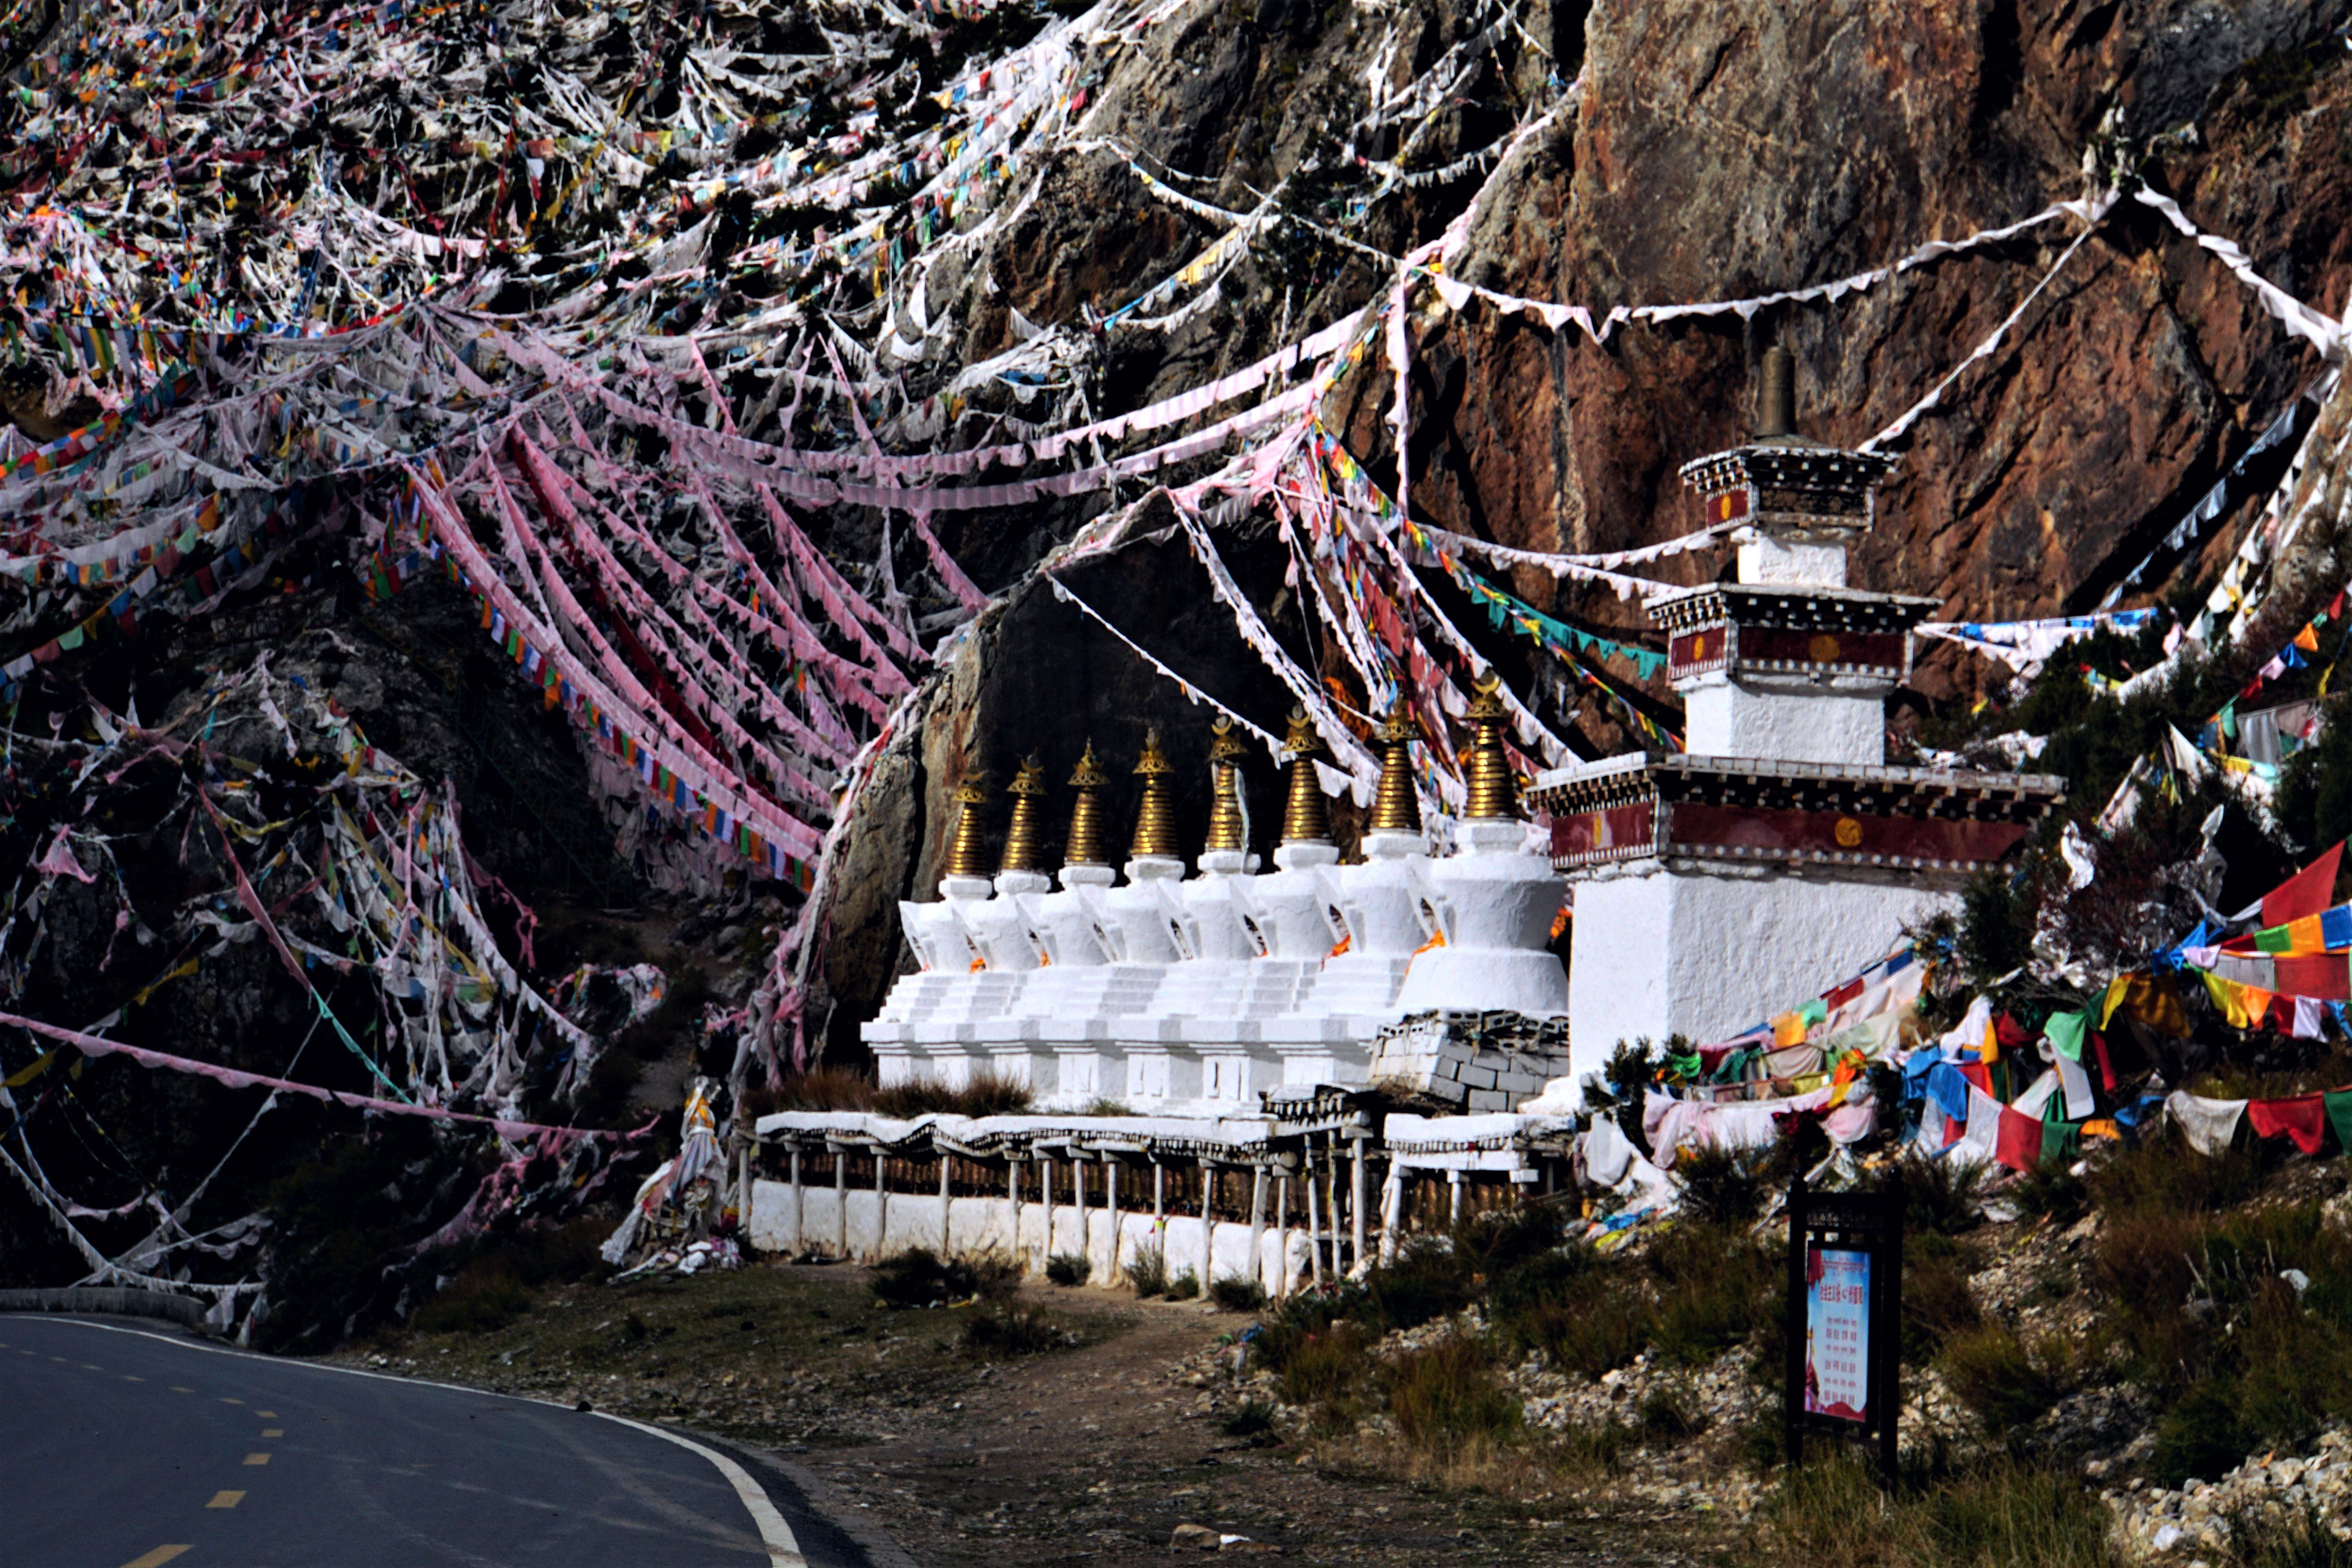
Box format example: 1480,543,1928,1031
1531,348,2065,1094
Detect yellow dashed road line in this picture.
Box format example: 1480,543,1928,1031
261,1427,283,1437
171,1385,194,1393
243,1452,270,1466
207,1490,245,1509
255,1410,276,1417
122,1374,143,1382
120,1548,190,1568
220,1396,244,1405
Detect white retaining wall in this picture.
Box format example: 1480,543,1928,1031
751,1179,1318,1297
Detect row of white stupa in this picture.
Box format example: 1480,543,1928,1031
866,699,1568,1114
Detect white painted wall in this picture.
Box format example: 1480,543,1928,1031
1567,864,1958,1096
751,1180,1322,1297
1681,678,1887,766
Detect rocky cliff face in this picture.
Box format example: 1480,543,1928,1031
826,0,2352,1033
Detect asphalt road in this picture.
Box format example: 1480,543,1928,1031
0,1313,876,1568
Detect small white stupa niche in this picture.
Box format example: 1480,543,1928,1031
1530,348,2066,1098
862,693,1571,1117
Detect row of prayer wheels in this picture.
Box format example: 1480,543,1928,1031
942,678,1521,879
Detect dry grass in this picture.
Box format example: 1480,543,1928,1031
1764,1452,2120,1568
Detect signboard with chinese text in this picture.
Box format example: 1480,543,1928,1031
1785,1177,1900,1485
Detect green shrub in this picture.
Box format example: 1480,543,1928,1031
870,1247,1017,1308
962,1304,1067,1357
1902,1251,1984,1363
1044,1251,1091,1287
411,1260,536,1334
871,1069,1034,1118
1637,1383,1707,1445
1939,1323,2068,1440
2221,1503,2352,1568
2151,1381,2250,1489
1363,1238,1474,1330
1385,1337,1519,1448
2010,1161,2091,1227
1646,1223,1779,1366
1168,1268,1200,1300
1895,1152,1986,1237
1672,1142,1772,1227
1208,1274,1266,1312
1766,1452,2120,1568
1125,1240,1169,1298
1271,1319,1376,1409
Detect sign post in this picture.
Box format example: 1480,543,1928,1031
1784,1172,1900,1486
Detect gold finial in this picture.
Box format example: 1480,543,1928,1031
1064,740,1111,867
1280,706,1332,846
945,772,991,878
1204,716,1250,853
1000,755,1049,874
1128,728,1179,860
1463,673,1517,820
1370,696,1422,835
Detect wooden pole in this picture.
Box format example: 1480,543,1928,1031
874,1151,888,1260
1349,1138,1367,1278
1247,1165,1267,1297
788,1146,803,1254
1010,1158,1024,1269
938,1155,952,1255
1305,1154,1325,1290
1042,1155,1056,1268
1274,1174,1290,1300
1200,1162,1215,1290
834,1149,848,1258
1107,1160,1122,1281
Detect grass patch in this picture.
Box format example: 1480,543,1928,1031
1765,1451,2120,1567
962,1303,1069,1357
1044,1251,1091,1287
1903,1249,1985,1363
1208,1274,1266,1312
1385,1337,1519,1448
2221,1503,2352,1568
1125,1241,1169,1298
1897,1151,1987,1237
869,1247,1018,1308
412,1260,538,1334
1939,1323,2071,1440
871,1070,1034,1118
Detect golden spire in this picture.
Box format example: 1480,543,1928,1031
1463,673,1518,821
1128,728,1180,860
1000,755,1049,875
944,772,991,878
1370,696,1422,835
1280,707,1332,846
1203,715,1250,853
1064,740,1112,867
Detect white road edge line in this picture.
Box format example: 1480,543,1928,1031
4,1315,806,1566
590,1412,805,1568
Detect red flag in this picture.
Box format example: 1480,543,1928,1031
2275,954,2352,1001
2265,841,2344,929
2248,1094,2329,1155
1995,1106,2043,1174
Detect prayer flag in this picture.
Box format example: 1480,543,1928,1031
2265,841,2343,928
1995,1105,2043,1173
2247,1093,2329,1155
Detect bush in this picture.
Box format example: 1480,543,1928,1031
1902,1251,1985,1363
1766,1452,2120,1568
1364,1238,1475,1331
2221,1503,2352,1568
1646,1223,1779,1366
411,1260,536,1334
742,1065,875,1116
1044,1250,1091,1287
1896,1152,1987,1237
1272,1319,1376,1410
963,1304,1067,1357
1637,1383,1708,1445
1125,1241,1169,1298
871,1069,1034,1118
1673,1142,1769,1227
1385,1337,1519,1448
1221,1401,1276,1439
1208,1274,1266,1312
1168,1268,1200,1301
2010,1161,2091,1227
1939,1323,2068,1440
870,1247,1017,1308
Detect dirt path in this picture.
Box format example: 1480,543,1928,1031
335,1261,1733,1565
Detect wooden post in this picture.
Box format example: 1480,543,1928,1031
1247,1166,1267,1297
1350,1138,1367,1277
834,1149,848,1258
874,1151,888,1260
1010,1158,1024,1270
1041,1155,1056,1267
1321,1135,1341,1281
1074,1158,1088,1265
1378,1162,1404,1265
1305,1154,1325,1290
1200,1161,1216,1290
1274,1174,1290,1300
938,1155,953,1256
1448,1169,1464,1227
1107,1160,1122,1281
788,1146,804,1254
